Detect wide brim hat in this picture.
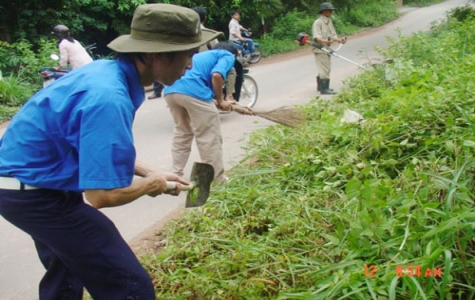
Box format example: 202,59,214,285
319,2,336,13
108,4,222,53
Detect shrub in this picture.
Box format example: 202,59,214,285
0,38,57,115
268,10,315,41
448,4,475,22
338,1,398,28
0,70,35,107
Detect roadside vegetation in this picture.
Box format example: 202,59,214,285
0,39,57,121
140,5,475,299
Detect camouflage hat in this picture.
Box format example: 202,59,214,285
108,4,222,53
319,2,336,13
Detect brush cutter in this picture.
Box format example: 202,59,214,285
295,32,369,71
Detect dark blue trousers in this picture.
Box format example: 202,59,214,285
0,188,155,300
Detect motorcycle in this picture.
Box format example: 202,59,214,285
232,29,262,65
39,54,71,88
38,43,97,88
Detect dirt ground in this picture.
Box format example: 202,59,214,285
128,206,186,256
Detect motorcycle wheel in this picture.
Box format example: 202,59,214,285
239,74,258,108
248,47,262,64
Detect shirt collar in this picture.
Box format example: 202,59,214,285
117,56,145,110
321,15,331,24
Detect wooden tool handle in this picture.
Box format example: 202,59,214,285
232,106,246,114
232,105,254,115
166,181,195,191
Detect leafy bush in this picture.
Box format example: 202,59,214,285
447,4,475,22
338,1,398,28
0,72,36,107
0,38,58,118
141,6,475,300
269,10,315,41
257,36,301,57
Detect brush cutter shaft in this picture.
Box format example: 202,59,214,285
331,52,369,70
309,40,368,70
166,181,195,191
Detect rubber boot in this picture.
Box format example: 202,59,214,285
317,76,334,93
320,78,336,95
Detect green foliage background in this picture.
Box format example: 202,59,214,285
0,0,401,120
0,0,400,55
139,6,475,299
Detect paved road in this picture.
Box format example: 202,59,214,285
0,0,471,298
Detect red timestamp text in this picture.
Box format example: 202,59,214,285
364,265,443,278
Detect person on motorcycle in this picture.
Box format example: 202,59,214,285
0,4,219,299
52,24,93,70
228,9,255,56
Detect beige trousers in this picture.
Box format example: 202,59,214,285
225,67,237,95
314,52,332,79
164,93,226,182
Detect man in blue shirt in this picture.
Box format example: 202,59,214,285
0,4,220,300
164,41,251,183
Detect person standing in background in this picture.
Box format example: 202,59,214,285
312,2,347,95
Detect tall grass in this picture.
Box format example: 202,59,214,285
141,6,475,300
0,38,61,120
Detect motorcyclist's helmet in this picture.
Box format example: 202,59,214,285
52,24,70,39
319,2,335,13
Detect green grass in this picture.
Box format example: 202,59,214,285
0,72,33,122
141,6,475,300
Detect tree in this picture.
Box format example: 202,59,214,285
1,0,375,55
0,0,143,54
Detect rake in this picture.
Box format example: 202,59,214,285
232,105,306,127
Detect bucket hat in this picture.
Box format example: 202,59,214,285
108,4,222,53
319,2,336,13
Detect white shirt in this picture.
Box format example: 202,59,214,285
59,39,93,69
228,18,241,41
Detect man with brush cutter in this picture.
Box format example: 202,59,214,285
0,4,220,299
312,2,347,95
